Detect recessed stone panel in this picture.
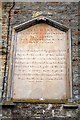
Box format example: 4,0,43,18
11,23,71,100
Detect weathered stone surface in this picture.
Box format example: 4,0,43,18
1,1,80,119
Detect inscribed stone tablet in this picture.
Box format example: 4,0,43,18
12,23,69,100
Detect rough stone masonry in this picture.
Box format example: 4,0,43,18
1,1,80,120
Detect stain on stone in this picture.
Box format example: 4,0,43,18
17,23,47,45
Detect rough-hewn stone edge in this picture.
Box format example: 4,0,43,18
11,99,68,104
1,99,80,105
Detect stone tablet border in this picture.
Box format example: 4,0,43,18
7,16,72,103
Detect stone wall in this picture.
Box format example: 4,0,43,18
1,2,80,120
